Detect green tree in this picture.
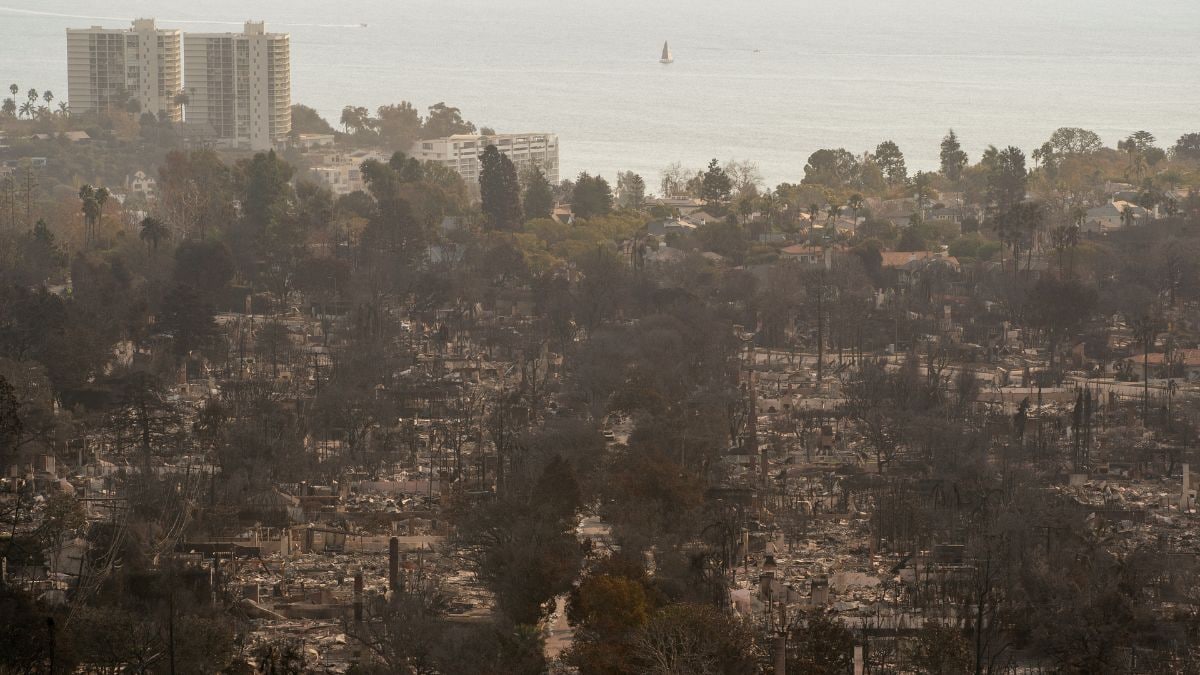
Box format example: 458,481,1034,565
7,220,67,286
616,171,647,209
1171,132,1200,161
0,374,21,465
896,224,927,252
532,454,582,522
289,103,336,135
940,128,969,180
875,140,907,184
422,102,476,138
567,574,652,674
699,158,732,205
237,150,295,239
802,148,860,188
78,184,110,245
522,166,555,221
1026,277,1096,375
480,145,523,230
456,497,582,625
340,105,372,134
158,284,221,359
572,173,614,220
913,170,934,213
984,145,1027,210
846,193,865,226
1049,220,1080,276
173,240,235,301
376,101,423,148
1045,126,1103,155
138,216,170,254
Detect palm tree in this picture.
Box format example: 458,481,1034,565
139,216,170,253
57,102,69,117
42,90,53,107
26,89,38,106
1019,202,1044,273
807,203,821,230
18,101,33,119
847,193,864,228
1129,311,1162,425
1049,223,1079,277
340,105,370,134
758,191,777,229
1125,145,1147,182
1120,205,1137,229
826,201,842,227
8,84,17,98
79,185,110,245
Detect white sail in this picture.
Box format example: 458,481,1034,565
661,41,673,63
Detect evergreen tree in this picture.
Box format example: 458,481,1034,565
699,159,732,205
940,129,968,182
522,167,555,221
479,145,523,230
616,171,647,209
874,140,907,184
572,173,613,220
158,284,221,359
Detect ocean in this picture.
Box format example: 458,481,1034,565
2,0,1198,187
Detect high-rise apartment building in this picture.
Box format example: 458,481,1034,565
183,22,291,151
410,133,560,185
66,19,182,121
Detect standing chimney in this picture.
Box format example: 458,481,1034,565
388,537,400,593
353,570,363,623
1184,463,1191,512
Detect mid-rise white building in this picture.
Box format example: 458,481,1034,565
410,133,559,185
66,19,182,121
183,22,291,151
307,150,388,196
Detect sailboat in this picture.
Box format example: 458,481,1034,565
660,41,673,64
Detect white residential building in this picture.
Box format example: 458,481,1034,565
66,19,182,121
183,22,291,151
307,150,388,196
127,170,157,198
410,133,559,185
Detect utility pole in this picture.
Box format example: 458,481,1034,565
22,163,37,228
816,269,824,389
168,588,177,675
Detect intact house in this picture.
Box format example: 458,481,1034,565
879,251,961,291
127,170,157,199
682,210,724,227
646,217,696,237
1083,200,1151,234
779,244,832,269
1127,349,1200,381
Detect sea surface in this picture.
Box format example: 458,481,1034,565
2,0,1198,187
